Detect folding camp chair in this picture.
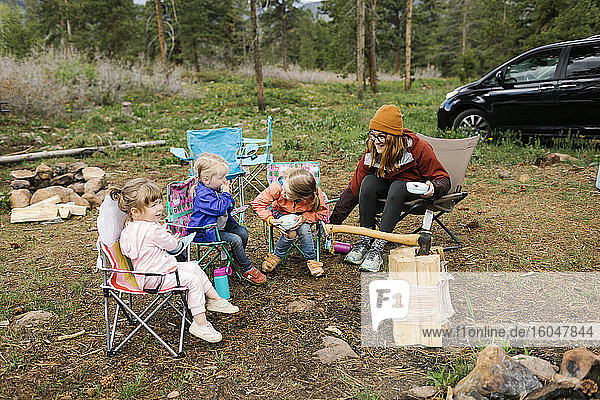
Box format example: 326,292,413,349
96,196,192,358
263,162,330,268
170,127,246,222
165,178,244,279
378,134,479,251
238,116,274,194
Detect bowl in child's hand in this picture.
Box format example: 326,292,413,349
278,214,301,230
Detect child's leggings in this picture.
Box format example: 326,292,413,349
144,262,213,317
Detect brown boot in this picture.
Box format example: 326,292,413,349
307,260,324,277
261,253,280,273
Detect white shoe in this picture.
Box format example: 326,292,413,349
206,297,239,314
189,321,222,343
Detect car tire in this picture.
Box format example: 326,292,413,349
452,109,491,138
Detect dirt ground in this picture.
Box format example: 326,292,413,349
1,147,599,399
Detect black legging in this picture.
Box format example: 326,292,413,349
358,174,419,233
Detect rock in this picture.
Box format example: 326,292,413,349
167,390,180,399
84,177,105,193
522,382,575,400
35,163,53,180
82,192,101,208
53,162,68,176
547,153,578,163
11,179,31,190
122,101,132,116
519,174,530,183
10,169,36,180
49,173,74,186
68,182,85,195
32,177,50,190
14,310,55,329
498,169,512,179
312,336,358,364
553,373,580,388
68,161,87,174
10,189,31,208
287,298,315,313
559,347,600,385
82,166,106,181
454,345,541,399
512,354,557,381
74,171,84,181
96,189,109,203
324,326,343,336
408,386,437,398
69,191,90,208
31,186,74,204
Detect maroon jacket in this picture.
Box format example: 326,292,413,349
329,130,450,224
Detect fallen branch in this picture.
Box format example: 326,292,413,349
0,140,166,165
56,330,86,341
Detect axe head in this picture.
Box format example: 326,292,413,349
416,230,432,256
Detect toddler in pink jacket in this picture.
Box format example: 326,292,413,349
112,177,238,343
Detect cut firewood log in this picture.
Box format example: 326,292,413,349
56,203,86,216
11,205,59,223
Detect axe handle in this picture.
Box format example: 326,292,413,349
324,224,420,246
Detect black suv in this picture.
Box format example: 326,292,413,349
437,36,600,138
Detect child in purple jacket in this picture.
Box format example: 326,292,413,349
188,153,266,284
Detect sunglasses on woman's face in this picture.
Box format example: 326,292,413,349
368,130,388,144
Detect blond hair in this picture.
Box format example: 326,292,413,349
194,153,229,184
367,134,406,177
109,177,162,224
282,168,321,212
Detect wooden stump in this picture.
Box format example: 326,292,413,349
389,246,449,347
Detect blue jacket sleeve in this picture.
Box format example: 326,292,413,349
193,189,234,217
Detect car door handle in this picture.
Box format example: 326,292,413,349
539,84,555,91
558,83,577,89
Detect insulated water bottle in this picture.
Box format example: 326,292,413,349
596,162,600,190
213,266,231,300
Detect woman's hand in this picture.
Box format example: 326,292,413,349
422,181,435,198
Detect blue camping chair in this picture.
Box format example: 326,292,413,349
238,116,274,194
170,127,246,222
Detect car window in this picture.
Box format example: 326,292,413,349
565,43,600,78
504,49,561,83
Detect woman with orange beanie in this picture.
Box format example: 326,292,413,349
329,105,450,272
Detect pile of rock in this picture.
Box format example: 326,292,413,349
451,345,600,400
9,162,108,210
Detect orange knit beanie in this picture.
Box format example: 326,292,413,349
369,105,403,135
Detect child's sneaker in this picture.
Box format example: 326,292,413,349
241,267,267,284
261,253,280,273
307,260,325,277
189,321,222,343
206,297,240,314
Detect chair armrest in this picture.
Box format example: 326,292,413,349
97,266,179,276
170,147,193,162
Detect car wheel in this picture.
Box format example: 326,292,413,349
452,109,491,138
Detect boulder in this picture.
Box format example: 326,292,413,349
32,177,50,190
512,354,557,381
14,310,55,329
68,161,87,174
10,189,31,208
35,163,53,180
559,347,600,385
522,382,577,400
49,173,74,187
74,171,84,181
68,182,85,195
82,192,102,208
312,336,358,364
454,345,541,399
69,191,90,208
11,179,31,190
30,186,74,204
53,162,68,176
82,166,106,181
84,177,105,194
10,169,36,180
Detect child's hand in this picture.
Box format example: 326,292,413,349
222,180,232,193
422,181,435,198
288,214,305,230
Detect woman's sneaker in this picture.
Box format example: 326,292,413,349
359,249,383,272
206,297,240,314
344,240,371,265
189,321,222,343
241,267,267,284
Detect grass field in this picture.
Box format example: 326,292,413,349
1,76,599,399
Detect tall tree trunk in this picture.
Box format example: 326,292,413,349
404,0,412,90
462,0,468,55
251,0,266,111
155,0,167,76
282,7,289,72
368,0,378,93
356,0,365,100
